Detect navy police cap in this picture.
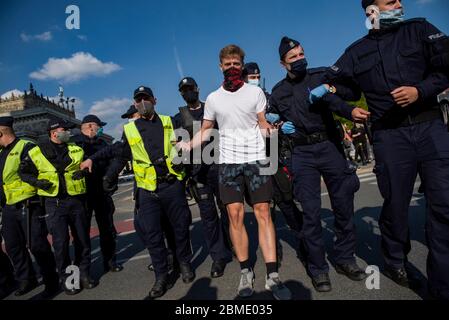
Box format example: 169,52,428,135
279,36,300,60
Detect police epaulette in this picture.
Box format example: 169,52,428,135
308,67,327,74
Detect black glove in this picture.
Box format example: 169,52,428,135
103,176,118,195
35,179,53,191
72,170,87,181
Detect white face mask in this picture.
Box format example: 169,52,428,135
128,118,137,123
248,79,260,87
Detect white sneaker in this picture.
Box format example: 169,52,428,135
238,268,255,297
265,272,292,300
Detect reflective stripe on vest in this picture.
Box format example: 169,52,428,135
2,139,36,205
123,115,184,192
28,143,86,197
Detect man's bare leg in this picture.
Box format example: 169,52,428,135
253,202,276,263
226,202,248,262
227,202,255,297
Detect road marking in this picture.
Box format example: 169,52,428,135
117,253,150,264
359,176,377,183
358,172,374,178
118,181,134,187
113,187,134,197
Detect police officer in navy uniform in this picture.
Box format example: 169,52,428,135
19,116,98,295
71,115,123,273
0,116,59,298
270,37,370,292
82,86,194,299
316,0,449,299
118,105,178,273
172,77,232,278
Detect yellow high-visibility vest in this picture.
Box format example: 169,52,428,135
1,139,36,205
28,143,86,197
123,115,184,191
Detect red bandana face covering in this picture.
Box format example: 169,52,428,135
222,67,244,92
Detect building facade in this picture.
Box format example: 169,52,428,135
0,84,113,144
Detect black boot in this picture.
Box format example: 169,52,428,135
335,262,368,281
210,260,226,278
383,265,420,289
62,277,82,296
179,262,195,284
14,278,38,296
104,259,124,273
41,277,61,299
149,275,169,299
311,273,332,292
80,276,99,290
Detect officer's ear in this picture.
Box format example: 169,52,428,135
280,59,289,70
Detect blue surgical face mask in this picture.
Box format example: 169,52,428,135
95,127,103,138
379,8,404,28
248,79,260,87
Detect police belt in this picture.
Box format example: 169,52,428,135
372,108,441,131
292,131,329,146
156,174,177,185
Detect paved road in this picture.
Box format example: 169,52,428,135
4,164,432,300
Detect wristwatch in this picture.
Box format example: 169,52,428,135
328,85,337,94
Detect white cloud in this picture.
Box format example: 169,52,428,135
29,52,121,82
20,31,52,42
1,89,24,99
86,97,132,139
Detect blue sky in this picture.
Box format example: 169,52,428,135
1,0,448,139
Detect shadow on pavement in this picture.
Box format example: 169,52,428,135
319,192,430,299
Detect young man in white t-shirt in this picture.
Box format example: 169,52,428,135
178,45,291,300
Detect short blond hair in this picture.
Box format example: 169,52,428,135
219,44,245,63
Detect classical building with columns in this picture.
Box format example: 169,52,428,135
0,83,113,144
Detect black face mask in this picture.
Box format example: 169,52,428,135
289,58,308,78
182,91,199,104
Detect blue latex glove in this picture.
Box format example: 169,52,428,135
309,84,329,104
265,113,280,124
281,121,296,135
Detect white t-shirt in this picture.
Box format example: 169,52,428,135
204,83,267,164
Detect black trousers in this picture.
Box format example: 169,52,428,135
45,196,91,279
74,193,117,267
192,165,232,263
1,200,57,284
135,181,193,279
